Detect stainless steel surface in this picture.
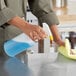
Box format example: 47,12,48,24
0,52,76,76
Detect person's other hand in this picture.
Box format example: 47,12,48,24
56,40,65,46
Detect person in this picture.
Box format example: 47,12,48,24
0,0,64,55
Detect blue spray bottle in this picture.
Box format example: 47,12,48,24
4,33,35,57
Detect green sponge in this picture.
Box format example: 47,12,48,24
58,39,76,60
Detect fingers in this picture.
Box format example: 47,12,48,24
70,49,76,55
29,31,41,41
29,25,47,41
35,26,48,38
56,40,65,46
29,30,47,41
38,28,48,38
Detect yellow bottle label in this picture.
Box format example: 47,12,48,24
49,35,53,41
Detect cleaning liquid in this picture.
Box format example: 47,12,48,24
4,33,35,57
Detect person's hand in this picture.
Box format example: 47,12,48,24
7,16,47,41
56,40,65,46
24,24,47,41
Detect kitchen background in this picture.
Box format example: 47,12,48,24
26,0,76,53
